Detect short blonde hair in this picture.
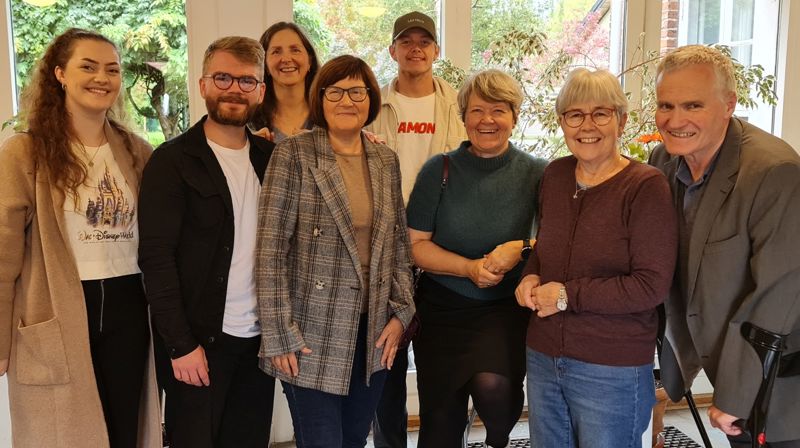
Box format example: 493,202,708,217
202,36,265,78
555,68,628,116
458,69,523,123
656,45,736,95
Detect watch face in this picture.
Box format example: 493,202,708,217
557,299,567,311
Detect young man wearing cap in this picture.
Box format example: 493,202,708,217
367,10,467,448
368,10,467,204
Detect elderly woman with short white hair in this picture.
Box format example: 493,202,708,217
407,69,547,448
515,68,678,448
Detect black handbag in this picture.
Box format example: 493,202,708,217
398,154,449,349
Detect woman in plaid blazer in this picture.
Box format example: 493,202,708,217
255,55,415,447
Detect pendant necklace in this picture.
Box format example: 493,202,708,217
78,131,107,167
573,155,625,199
573,182,590,199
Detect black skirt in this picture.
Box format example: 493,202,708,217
412,274,530,414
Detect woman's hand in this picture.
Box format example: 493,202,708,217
253,126,275,142
515,274,541,309
483,241,523,274
271,347,313,377
532,282,565,317
362,130,386,145
467,258,504,288
376,317,404,369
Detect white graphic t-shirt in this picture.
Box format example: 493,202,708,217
63,143,140,280
393,92,436,202
208,139,262,338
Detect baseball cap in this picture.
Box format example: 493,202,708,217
392,11,437,43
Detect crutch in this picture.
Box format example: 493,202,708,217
656,305,713,448
737,322,788,448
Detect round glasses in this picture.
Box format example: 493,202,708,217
562,107,616,128
322,86,369,102
202,72,262,93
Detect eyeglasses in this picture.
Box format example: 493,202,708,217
562,107,616,128
322,86,369,102
202,72,262,92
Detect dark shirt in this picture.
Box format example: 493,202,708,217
522,156,678,366
675,149,721,228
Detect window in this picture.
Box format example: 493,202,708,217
679,0,778,130
9,0,188,146
293,0,438,86
470,0,613,157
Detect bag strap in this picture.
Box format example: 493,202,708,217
440,153,450,191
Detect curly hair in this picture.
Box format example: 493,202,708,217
250,22,319,131
18,28,137,196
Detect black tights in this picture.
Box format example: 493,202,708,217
418,372,524,448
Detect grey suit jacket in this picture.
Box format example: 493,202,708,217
255,126,415,396
650,118,800,441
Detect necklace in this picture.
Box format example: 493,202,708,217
77,131,107,167
573,155,626,199
573,182,590,199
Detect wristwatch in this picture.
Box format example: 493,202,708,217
521,238,532,259
556,285,568,311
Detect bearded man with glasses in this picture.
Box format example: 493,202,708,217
138,36,276,448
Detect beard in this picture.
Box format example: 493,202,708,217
205,94,259,126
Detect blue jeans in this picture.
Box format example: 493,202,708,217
282,316,388,448
526,348,655,448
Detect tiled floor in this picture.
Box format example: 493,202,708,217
272,407,732,447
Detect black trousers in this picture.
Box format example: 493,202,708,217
82,273,150,448
167,332,275,448
372,345,410,448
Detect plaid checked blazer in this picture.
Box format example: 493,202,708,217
255,126,415,395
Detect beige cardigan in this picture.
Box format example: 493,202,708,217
0,124,161,447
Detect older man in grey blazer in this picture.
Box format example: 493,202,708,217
649,45,800,447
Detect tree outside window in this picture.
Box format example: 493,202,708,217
9,0,188,147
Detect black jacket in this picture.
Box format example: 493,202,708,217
138,116,274,358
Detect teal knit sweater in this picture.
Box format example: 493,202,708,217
406,141,547,300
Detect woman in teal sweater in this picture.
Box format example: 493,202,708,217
406,69,547,448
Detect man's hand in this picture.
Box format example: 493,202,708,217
0,358,8,376
172,346,210,387
708,405,743,436
271,347,313,377
515,274,540,310
376,317,404,369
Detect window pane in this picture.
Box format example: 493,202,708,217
730,43,752,66
687,0,721,44
730,0,754,41
470,0,612,157
294,0,438,86
10,0,189,146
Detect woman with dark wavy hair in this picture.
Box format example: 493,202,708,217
0,28,160,447
250,21,320,142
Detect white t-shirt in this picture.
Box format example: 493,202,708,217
208,139,262,338
393,92,436,202
63,143,141,280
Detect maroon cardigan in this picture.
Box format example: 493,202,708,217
522,156,678,366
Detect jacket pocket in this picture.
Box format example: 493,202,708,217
15,317,71,385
